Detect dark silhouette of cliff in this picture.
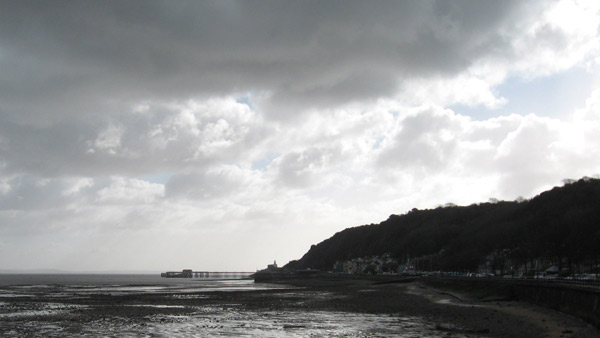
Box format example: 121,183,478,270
285,177,600,273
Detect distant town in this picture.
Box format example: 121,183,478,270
278,178,600,285
256,253,599,282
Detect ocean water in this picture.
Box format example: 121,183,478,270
0,274,469,337
0,273,250,286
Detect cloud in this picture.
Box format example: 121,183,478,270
377,106,463,171
0,97,264,177
165,165,255,200
1,1,600,271
372,97,600,200
1,1,597,179
96,177,164,204
0,176,78,210
2,1,596,125
274,147,340,188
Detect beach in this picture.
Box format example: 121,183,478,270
249,277,599,337
0,275,598,337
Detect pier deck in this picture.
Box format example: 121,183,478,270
161,269,253,279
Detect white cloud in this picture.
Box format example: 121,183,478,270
401,0,600,109
92,125,124,154
0,97,265,177
165,165,258,200
401,70,507,108
96,177,164,204
513,0,600,76
61,178,94,197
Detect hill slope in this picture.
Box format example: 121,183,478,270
285,177,600,273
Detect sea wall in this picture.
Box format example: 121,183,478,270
511,282,600,329
253,271,413,285
422,277,600,329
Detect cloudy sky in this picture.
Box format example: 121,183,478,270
1,0,599,272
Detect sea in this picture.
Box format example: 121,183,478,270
0,274,457,337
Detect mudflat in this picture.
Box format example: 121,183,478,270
251,277,599,338
1,278,598,337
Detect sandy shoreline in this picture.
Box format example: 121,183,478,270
1,278,598,337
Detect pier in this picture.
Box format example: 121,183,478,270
161,269,253,279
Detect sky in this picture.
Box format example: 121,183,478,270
1,0,600,272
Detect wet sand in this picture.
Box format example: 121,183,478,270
251,277,599,337
403,281,599,338
1,278,598,337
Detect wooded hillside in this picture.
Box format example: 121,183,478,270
285,177,600,273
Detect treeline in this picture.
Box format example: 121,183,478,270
285,177,600,273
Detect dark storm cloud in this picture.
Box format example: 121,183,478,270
0,0,520,123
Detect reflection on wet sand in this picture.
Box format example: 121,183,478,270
1,278,598,337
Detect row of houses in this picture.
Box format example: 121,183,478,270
332,249,600,277
333,254,407,275
476,249,599,276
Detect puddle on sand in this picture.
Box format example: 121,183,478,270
168,294,211,300
0,289,35,298
0,281,480,337
0,303,478,337
125,304,187,309
0,302,87,319
136,308,468,337
435,299,483,308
